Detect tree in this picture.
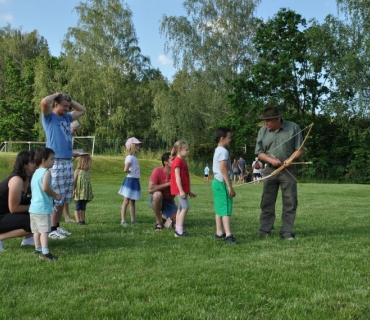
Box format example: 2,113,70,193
322,1,370,118
222,76,264,154
318,1,370,182
161,0,260,77
251,8,330,116
0,59,38,141
157,0,261,147
60,0,156,140
0,25,49,95
0,26,50,142
226,9,334,159
154,70,228,145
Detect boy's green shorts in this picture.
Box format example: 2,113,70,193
212,179,233,217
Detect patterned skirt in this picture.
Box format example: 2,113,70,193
118,177,141,200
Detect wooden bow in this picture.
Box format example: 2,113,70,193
235,123,313,187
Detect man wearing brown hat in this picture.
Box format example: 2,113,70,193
255,106,304,240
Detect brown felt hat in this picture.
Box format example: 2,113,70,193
258,106,285,120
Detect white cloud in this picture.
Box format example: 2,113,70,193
158,54,172,66
0,13,13,22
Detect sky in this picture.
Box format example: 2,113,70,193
0,0,338,80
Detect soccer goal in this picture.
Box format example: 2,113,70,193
72,136,96,156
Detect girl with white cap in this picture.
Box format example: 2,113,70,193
118,137,142,226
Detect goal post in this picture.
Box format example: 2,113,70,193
72,136,96,156
0,137,96,156
0,141,46,152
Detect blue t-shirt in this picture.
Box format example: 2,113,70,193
29,168,53,215
42,112,73,158
237,158,246,171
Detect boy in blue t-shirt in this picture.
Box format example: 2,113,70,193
29,148,61,261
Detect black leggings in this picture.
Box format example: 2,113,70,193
0,212,31,233
74,200,88,211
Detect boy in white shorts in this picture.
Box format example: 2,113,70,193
30,148,61,261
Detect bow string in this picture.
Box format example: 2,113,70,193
235,123,313,187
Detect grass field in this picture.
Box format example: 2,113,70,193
0,153,369,319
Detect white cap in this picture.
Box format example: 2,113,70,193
125,137,142,147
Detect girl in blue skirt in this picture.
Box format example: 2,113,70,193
118,137,142,226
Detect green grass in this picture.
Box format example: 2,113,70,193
0,153,369,319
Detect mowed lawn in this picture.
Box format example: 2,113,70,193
0,153,369,319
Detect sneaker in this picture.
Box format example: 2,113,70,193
57,227,72,236
34,249,42,255
131,221,138,225
76,221,84,226
80,221,87,225
224,235,237,244
215,233,226,240
174,230,190,237
0,240,4,252
40,253,58,261
21,237,35,246
121,221,129,227
48,230,66,239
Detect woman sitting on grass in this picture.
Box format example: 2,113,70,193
0,151,36,251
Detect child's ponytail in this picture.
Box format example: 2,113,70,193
172,140,188,157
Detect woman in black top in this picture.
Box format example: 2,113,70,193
0,150,36,251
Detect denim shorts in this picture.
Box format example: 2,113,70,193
148,195,177,218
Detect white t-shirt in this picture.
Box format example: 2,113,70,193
125,155,140,178
213,146,231,182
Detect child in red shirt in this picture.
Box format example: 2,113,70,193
170,140,196,237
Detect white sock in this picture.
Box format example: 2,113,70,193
176,225,184,234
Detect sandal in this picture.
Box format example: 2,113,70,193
154,223,163,231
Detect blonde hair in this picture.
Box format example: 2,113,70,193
126,143,138,156
76,155,92,170
171,140,188,157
